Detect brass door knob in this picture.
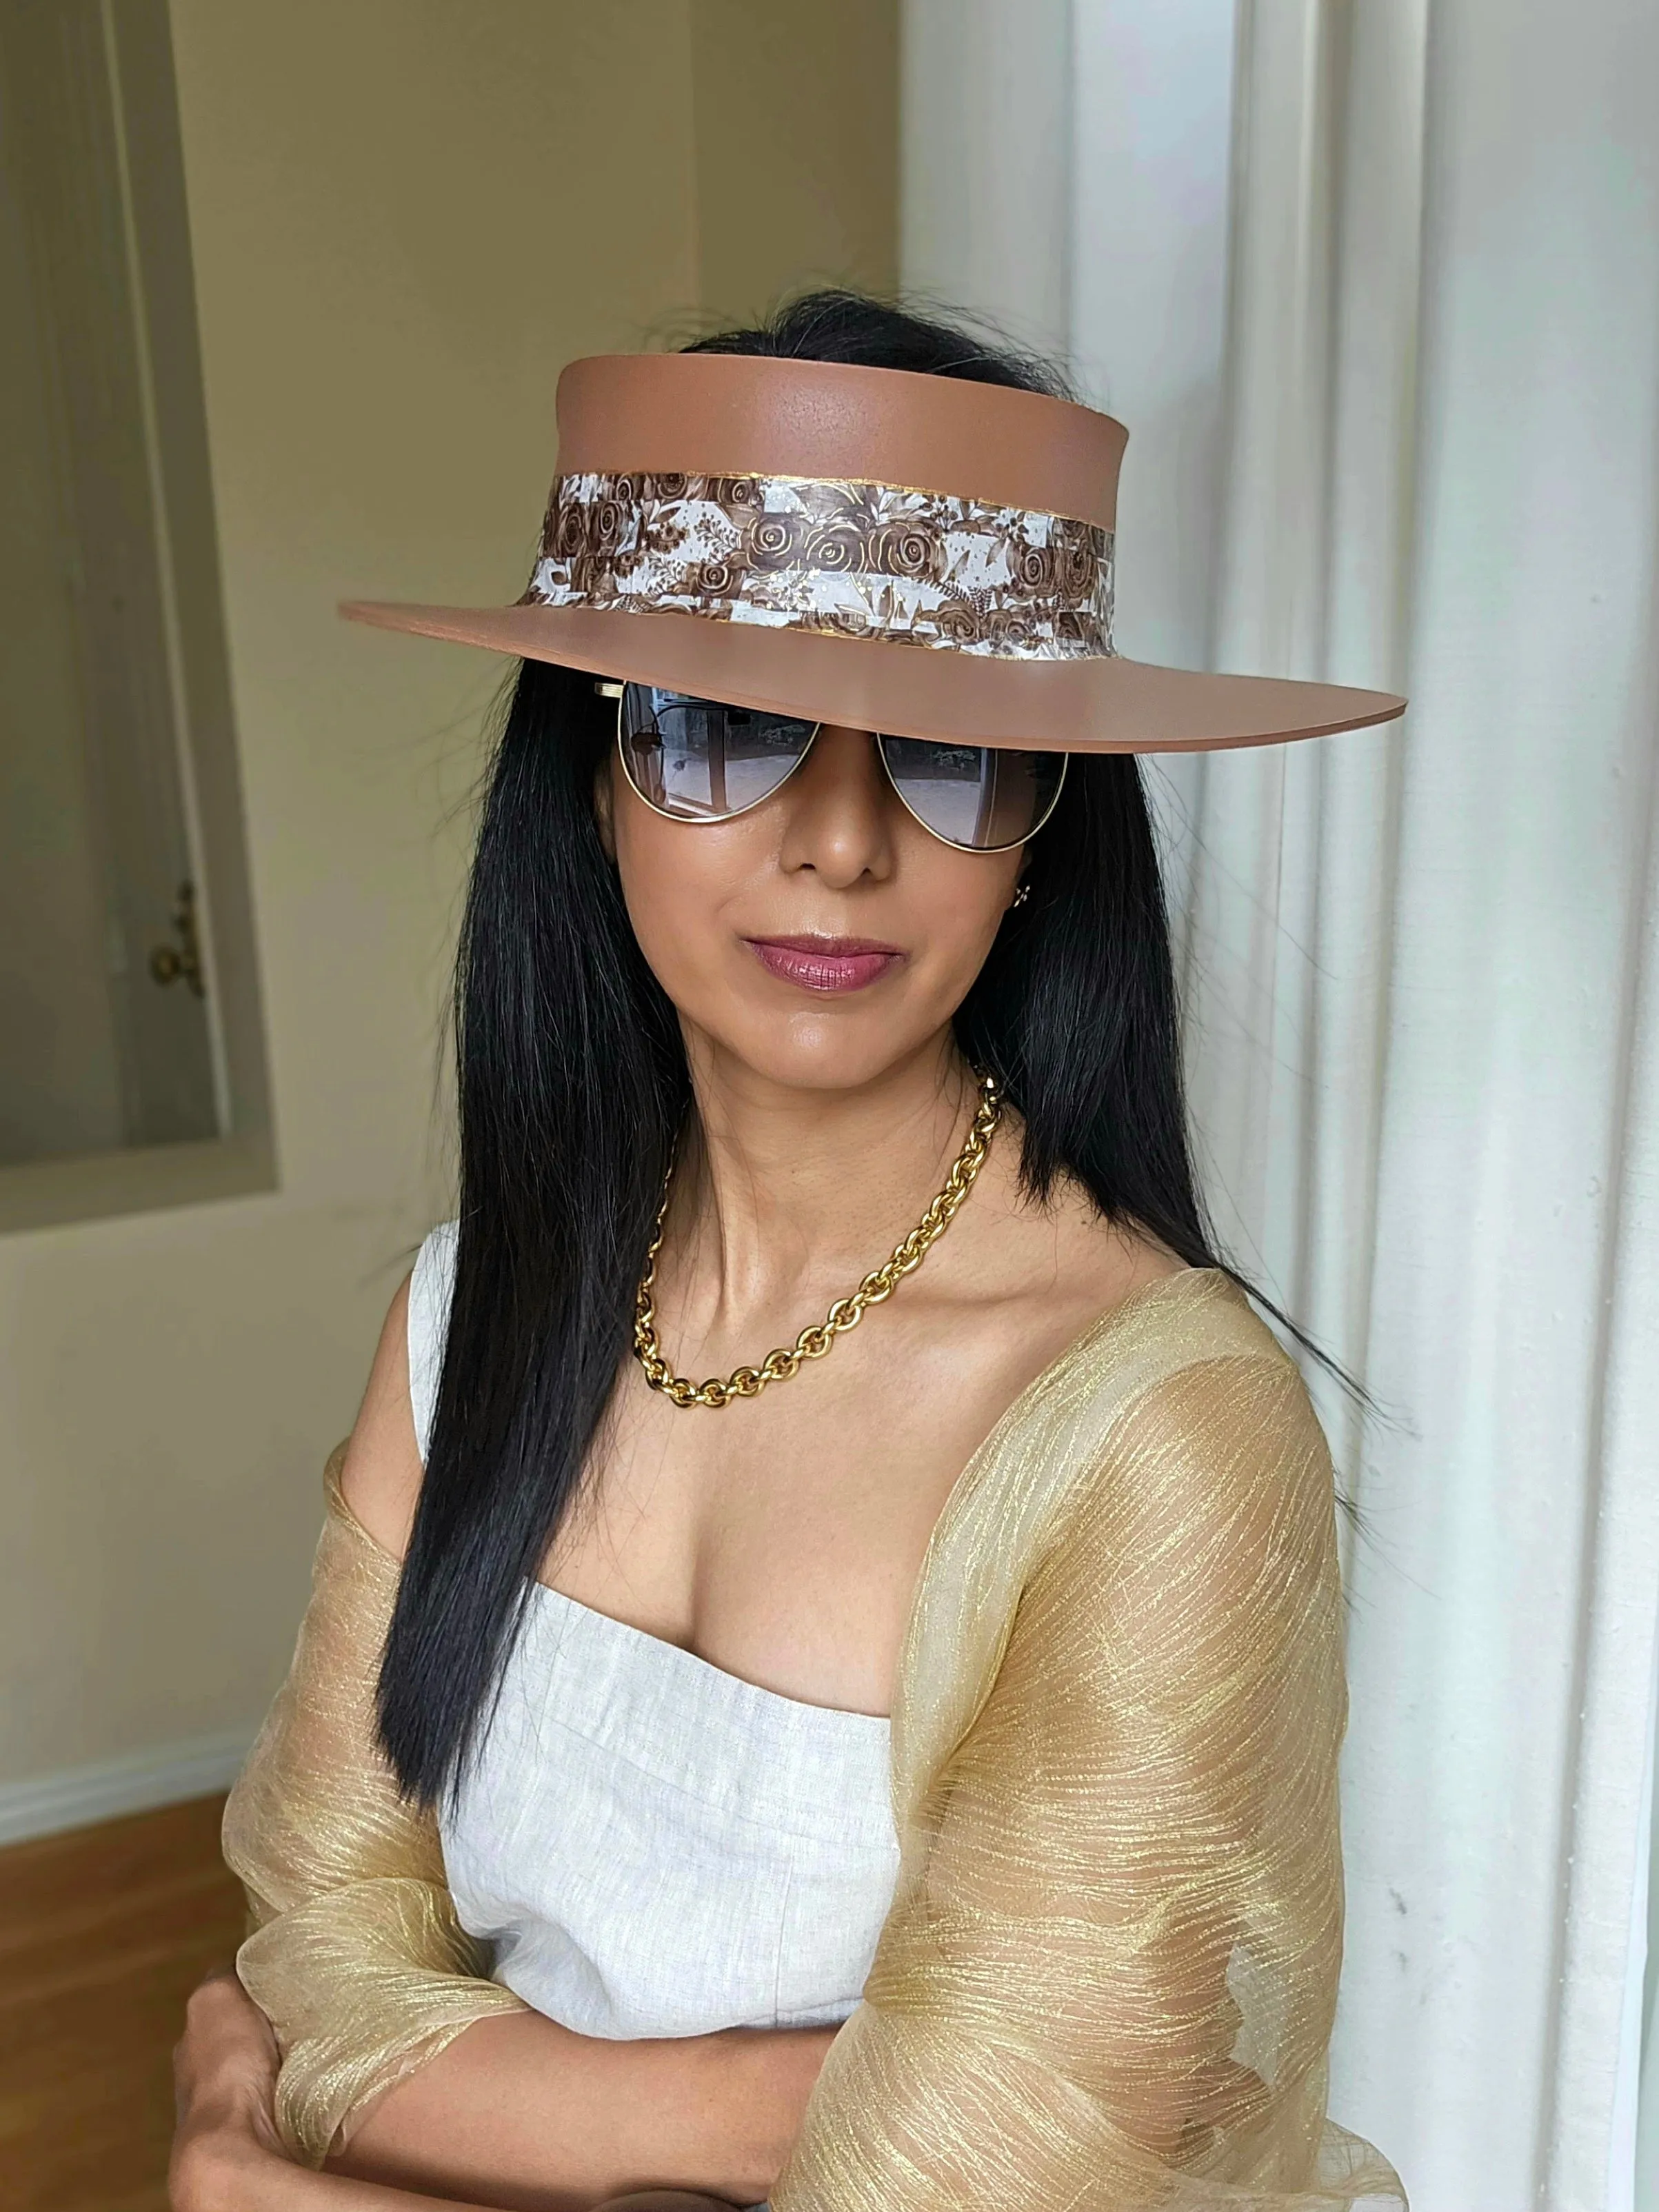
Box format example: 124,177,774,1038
149,879,206,998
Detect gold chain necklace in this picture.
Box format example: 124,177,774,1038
633,1070,1003,1410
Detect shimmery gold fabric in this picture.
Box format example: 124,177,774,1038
221,1465,526,2164
225,1269,1406,2204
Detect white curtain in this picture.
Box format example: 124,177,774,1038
900,4,1659,2208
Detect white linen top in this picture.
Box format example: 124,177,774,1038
407,1225,903,2053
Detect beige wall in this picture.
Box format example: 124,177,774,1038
0,0,896,1792
692,0,898,324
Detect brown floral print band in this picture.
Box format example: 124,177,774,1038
521,471,1116,661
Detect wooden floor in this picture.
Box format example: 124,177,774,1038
0,1794,246,2212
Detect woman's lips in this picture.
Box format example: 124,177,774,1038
745,936,904,993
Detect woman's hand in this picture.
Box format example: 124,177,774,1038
170,1967,292,2209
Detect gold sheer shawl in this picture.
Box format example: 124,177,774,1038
221,1454,525,2157
223,1268,1406,2206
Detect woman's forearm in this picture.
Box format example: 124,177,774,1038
327,2009,832,2209
182,2129,732,2212
181,2132,503,2212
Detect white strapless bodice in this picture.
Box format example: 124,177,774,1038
408,1224,903,2042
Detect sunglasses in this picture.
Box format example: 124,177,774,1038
600,681,1067,854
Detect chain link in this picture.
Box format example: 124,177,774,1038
632,1071,1003,1409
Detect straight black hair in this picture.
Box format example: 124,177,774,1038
376,292,1351,1807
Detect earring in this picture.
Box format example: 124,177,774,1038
1010,882,1031,909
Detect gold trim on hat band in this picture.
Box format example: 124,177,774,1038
520,470,1116,663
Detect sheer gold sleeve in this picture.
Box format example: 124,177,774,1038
772,1351,1407,2211
221,1447,527,2168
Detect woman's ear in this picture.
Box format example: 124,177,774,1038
592,754,618,861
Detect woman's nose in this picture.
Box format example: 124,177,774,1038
776,725,896,888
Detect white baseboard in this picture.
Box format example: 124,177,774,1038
0,1729,252,1847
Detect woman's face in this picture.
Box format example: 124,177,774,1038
599,723,1024,1093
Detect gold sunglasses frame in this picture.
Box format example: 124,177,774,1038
598,681,1067,855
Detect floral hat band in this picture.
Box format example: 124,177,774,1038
524,470,1115,663
341,351,1405,754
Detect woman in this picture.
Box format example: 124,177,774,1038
171,294,1409,2212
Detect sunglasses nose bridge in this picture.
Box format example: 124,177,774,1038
771,722,904,889
786,721,897,829
832,727,1000,853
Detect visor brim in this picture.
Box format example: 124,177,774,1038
338,599,1405,754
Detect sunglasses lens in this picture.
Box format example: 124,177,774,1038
878,736,1066,849
619,685,816,821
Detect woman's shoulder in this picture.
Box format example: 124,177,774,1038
1055,1260,1301,1412
960,1263,1329,1562
930,1260,1315,1552
336,1221,458,1562
1042,1267,1337,1545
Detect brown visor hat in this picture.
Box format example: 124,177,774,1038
341,351,1405,752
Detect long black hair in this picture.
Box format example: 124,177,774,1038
379,292,1325,1807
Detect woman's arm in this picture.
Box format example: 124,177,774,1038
766,1354,1408,2211
221,1407,522,2155
171,1973,758,2212
174,1979,827,2209
328,2008,831,2207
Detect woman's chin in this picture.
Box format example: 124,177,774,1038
688,1014,950,1098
